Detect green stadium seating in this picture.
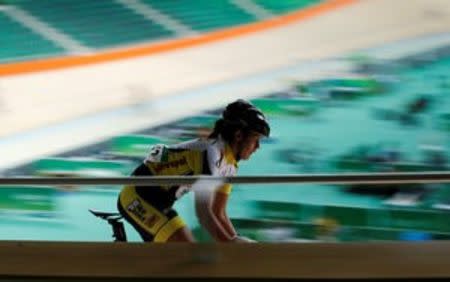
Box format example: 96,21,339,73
231,217,450,242
1,0,323,62
0,13,64,62
252,200,450,235
30,157,134,177
107,134,172,158
254,0,322,15
0,186,58,213
141,0,256,31
251,97,320,116
13,0,174,48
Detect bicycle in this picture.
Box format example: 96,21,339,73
89,209,258,243
89,209,127,242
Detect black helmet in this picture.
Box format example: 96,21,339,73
222,99,270,137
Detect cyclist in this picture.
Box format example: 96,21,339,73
117,99,270,242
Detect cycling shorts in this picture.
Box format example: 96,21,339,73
117,185,186,242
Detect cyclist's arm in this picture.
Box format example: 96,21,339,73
211,190,238,238
194,184,237,242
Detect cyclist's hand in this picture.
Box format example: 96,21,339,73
232,235,257,243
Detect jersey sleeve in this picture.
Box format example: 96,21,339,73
206,145,236,195
216,183,232,195
205,141,221,176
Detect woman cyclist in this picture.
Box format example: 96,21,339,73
117,99,270,242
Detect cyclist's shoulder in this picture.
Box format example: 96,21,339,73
206,137,238,176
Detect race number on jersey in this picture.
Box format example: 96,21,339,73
145,144,168,163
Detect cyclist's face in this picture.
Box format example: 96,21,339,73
238,131,263,160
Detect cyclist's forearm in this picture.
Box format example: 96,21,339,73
217,212,237,238
197,206,235,241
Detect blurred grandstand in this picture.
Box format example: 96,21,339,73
0,0,321,63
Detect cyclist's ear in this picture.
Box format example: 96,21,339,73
233,130,244,143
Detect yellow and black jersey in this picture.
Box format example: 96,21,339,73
124,137,238,210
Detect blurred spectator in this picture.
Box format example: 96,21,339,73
314,218,339,242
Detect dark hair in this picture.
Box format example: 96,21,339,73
209,99,270,143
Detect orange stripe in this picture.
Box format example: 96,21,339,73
0,0,357,77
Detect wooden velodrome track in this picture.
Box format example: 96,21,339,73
0,241,449,280
0,0,449,279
